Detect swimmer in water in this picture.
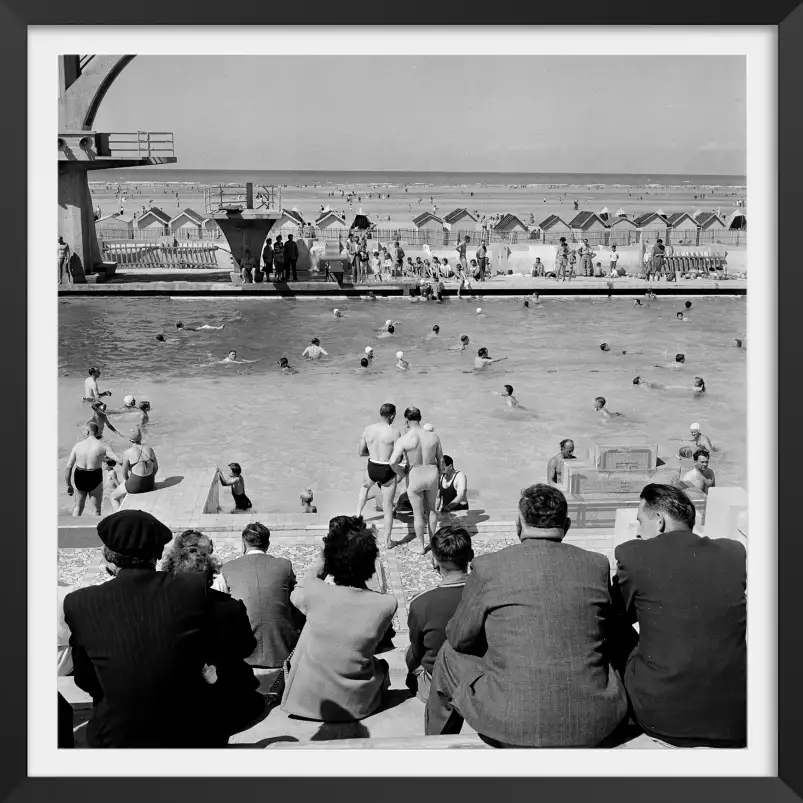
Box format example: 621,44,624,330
423,423,435,432
217,462,252,511
353,357,374,374
333,308,344,318
86,401,121,438
632,376,665,390
220,350,258,364
679,449,716,494
448,335,470,352
677,312,689,322
376,325,395,339
136,400,151,427
733,338,743,348
600,342,629,356
676,422,715,456
692,376,706,394
655,353,686,369
685,301,692,309
547,439,577,486
364,346,374,362
300,489,317,513
366,291,377,302
396,351,410,371
278,357,298,374
476,307,487,318
633,299,643,307
176,320,226,332
474,347,507,370
108,395,138,414
301,337,329,360
493,384,519,408
594,396,622,417
425,324,440,341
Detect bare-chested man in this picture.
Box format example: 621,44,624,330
389,406,444,554
65,422,118,516
83,366,112,402
547,438,577,486
357,403,402,548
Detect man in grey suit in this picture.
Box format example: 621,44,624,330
214,522,303,669
426,484,628,747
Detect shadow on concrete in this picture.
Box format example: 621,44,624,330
230,735,300,749
153,475,183,490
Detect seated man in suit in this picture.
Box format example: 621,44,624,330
426,484,628,747
213,522,303,675
612,483,747,748
63,510,255,748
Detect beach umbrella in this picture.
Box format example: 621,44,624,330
615,208,626,217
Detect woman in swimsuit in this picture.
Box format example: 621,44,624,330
109,428,158,510
218,462,252,511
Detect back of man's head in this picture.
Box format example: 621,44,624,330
518,484,569,533
242,522,271,551
639,483,696,531
430,524,473,571
86,421,99,438
404,406,422,422
379,402,396,420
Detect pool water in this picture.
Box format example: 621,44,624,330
58,296,747,518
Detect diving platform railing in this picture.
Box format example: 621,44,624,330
204,184,281,214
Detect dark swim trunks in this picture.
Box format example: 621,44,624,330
367,459,396,485
232,490,252,510
73,467,102,493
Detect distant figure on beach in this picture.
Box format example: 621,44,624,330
218,462,252,511
493,384,519,408
278,357,297,374
476,239,488,282
300,489,317,513
609,245,620,277
302,338,328,360
547,439,576,486
474,347,507,370
578,239,596,277
273,234,285,281
176,321,226,332
532,257,544,277
65,423,118,516
594,396,621,417
261,238,274,280
651,240,667,280
220,350,258,364
84,366,112,402
285,234,299,281
58,236,73,284
449,335,470,352
456,235,470,274
680,449,716,494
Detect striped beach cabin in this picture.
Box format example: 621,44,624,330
536,214,572,242
694,211,727,232
95,212,134,238
412,212,445,232
315,210,348,232
169,208,204,238
664,212,699,245
136,206,171,234
633,211,669,242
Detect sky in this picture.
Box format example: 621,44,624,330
93,55,746,175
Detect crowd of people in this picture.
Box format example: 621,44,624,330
57,478,746,749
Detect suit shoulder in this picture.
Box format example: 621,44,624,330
614,538,645,563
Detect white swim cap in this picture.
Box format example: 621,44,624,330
123,395,134,406
365,346,373,354
423,423,434,432
385,319,392,326
476,307,482,313
690,422,700,432
396,351,404,359
334,308,340,313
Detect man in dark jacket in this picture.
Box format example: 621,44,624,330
273,234,285,282
216,522,303,670
284,234,299,281
426,484,628,747
612,483,746,747
63,510,249,748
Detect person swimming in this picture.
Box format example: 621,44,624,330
377,325,395,338
693,376,706,394
476,307,487,318
474,347,507,370
425,324,440,341
733,338,743,348
685,301,692,309
365,346,374,361
302,338,329,360
396,351,410,371
333,308,344,318
220,350,258,364
176,320,226,331
677,312,689,321
655,353,686,369
300,488,317,513
86,401,121,439
523,300,530,308
633,299,642,307
594,396,621,417
493,384,518,407
353,357,374,374
449,334,470,352
278,357,297,374
218,462,252,511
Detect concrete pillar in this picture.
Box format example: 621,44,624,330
214,217,279,266
58,163,103,279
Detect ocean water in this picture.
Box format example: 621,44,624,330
89,168,746,188
58,296,747,518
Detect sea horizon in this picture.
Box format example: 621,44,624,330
90,168,746,188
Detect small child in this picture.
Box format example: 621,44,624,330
103,458,120,496
493,384,519,408
594,396,622,417
300,489,317,514
218,462,252,511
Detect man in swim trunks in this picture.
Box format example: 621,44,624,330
83,367,112,402
65,423,119,516
218,462,253,511
389,407,444,554
547,439,577,486
437,455,469,513
301,338,328,360
109,429,159,511
357,403,403,548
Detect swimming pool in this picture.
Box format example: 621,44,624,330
58,296,747,518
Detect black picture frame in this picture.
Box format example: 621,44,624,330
2,2,796,801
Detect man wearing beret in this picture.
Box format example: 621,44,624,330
63,510,257,748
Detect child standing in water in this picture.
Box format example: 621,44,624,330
300,489,317,513
218,462,252,511
103,458,120,506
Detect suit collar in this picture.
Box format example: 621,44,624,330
519,527,566,543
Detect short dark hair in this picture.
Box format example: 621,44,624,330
442,454,454,467
430,524,473,570
104,457,116,467
640,483,696,528
388,325,395,333
102,545,154,570
460,335,469,343
311,337,320,345
380,402,396,419
504,384,514,395
595,396,606,406
519,484,568,528
693,448,710,462
559,438,574,449
657,238,663,243
360,357,369,367
404,406,422,421
242,522,270,550
323,516,378,587
675,353,685,362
